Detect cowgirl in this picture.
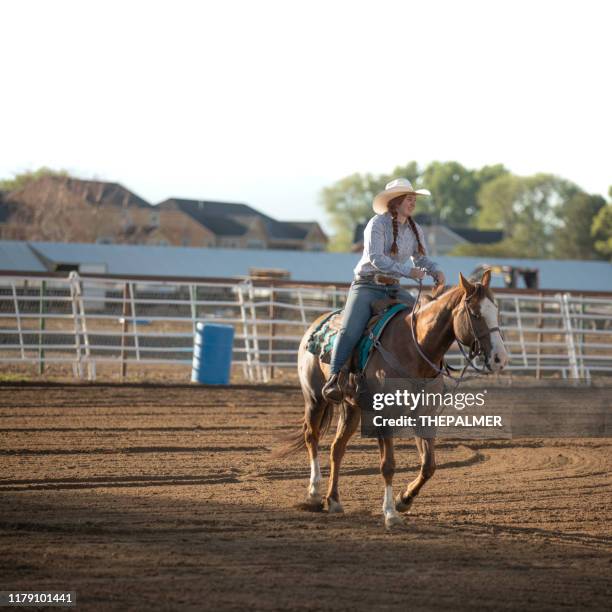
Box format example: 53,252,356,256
322,178,446,401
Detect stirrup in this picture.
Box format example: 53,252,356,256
322,367,347,402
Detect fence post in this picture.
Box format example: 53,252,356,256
514,296,528,367
560,293,580,379
69,272,84,379
128,282,140,362
75,275,94,381
535,292,543,380
10,282,25,361
38,280,46,375
189,284,197,335
268,285,275,379
296,288,308,330
237,281,254,381
120,282,129,379
577,295,586,378
247,281,266,382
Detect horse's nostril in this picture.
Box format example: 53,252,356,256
494,355,501,363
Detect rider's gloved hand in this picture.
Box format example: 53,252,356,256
408,267,426,281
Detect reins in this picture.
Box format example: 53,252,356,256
407,280,498,385
360,278,502,389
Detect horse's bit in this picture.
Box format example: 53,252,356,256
458,299,502,374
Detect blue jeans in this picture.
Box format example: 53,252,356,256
329,280,416,374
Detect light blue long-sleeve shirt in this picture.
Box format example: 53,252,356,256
353,212,440,280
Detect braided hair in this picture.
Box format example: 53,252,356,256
387,195,426,256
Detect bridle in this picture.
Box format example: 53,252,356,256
408,280,503,382
456,296,502,374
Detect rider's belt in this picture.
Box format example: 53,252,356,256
355,273,400,286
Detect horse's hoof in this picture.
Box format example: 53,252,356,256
384,513,406,530
307,492,322,504
327,499,344,514
395,493,413,513
296,497,324,512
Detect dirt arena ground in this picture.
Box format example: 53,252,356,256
1,382,610,610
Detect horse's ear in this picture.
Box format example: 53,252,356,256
459,272,475,294
481,268,491,288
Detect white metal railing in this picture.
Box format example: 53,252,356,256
1,273,611,382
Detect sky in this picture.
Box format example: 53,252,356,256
2,0,610,230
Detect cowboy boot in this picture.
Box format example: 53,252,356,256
322,365,348,402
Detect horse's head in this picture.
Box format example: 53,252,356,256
453,270,509,373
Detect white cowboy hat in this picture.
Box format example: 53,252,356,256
372,178,431,214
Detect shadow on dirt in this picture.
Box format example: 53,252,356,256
1,489,610,611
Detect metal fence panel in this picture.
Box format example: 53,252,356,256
0,273,610,381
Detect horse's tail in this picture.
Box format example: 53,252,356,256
272,402,335,459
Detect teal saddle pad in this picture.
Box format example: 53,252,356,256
306,303,409,371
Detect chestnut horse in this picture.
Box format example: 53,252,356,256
277,271,508,529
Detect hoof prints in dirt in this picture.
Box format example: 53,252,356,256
0,445,266,456
0,384,611,610
0,473,240,492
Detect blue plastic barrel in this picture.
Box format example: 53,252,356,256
191,323,235,385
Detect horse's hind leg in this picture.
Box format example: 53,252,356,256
378,435,404,529
303,395,330,508
395,436,436,512
325,402,359,513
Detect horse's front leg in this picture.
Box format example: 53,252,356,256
395,436,436,512
378,435,404,529
325,402,359,513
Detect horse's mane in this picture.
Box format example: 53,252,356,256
418,285,462,312
419,282,496,312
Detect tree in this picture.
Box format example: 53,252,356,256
553,192,606,260
420,162,509,227
319,163,584,256
320,172,387,251
474,163,510,186
476,173,581,258
592,198,612,260
421,161,479,226
475,173,523,232
0,167,69,192
319,160,508,250
387,161,421,186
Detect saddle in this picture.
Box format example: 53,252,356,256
306,297,410,372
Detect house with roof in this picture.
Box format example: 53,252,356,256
0,177,328,251
156,198,328,250
0,176,157,244
351,213,503,255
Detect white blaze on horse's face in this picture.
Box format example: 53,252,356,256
481,297,509,371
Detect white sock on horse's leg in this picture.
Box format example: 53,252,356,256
383,484,395,517
308,456,322,500
383,484,403,527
